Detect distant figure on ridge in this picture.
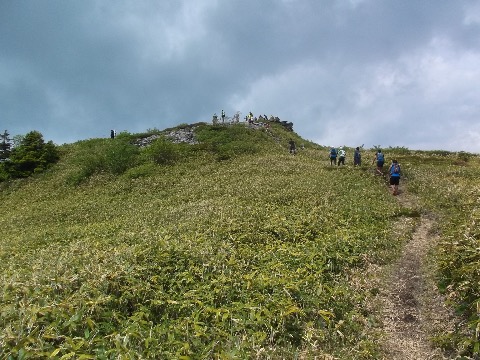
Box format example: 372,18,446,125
246,112,253,124
110,130,115,139
289,139,296,155
221,110,225,123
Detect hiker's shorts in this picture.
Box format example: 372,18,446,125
390,176,400,185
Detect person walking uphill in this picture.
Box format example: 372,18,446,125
389,159,401,195
329,147,337,165
373,149,385,175
354,147,361,166
337,147,346,166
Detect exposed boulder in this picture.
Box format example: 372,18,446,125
165,128,198,145
134,127,199,147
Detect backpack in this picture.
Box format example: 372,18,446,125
330,148,337,156
392,163,400,174
377,152,384,161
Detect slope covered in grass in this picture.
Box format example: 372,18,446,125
400,150,480,356
0,122,478,359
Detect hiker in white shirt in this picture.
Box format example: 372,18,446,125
337,147,346,166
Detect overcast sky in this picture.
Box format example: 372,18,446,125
1,1,480,152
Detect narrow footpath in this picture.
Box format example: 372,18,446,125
380,188,458,359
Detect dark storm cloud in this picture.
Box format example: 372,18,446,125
1,0,479,151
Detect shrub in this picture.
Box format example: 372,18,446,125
104,136,139,175
141,136,179,165
66,135,139,185
0,163,9,182
194,124,262,160
457,151,473,163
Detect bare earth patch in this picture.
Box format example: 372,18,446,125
380,189,459,359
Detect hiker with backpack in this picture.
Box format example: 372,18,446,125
329,147,337,165
372,149,385,175
389,159,401,195
354,147,361,166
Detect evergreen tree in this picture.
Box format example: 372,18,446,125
4,131,60,178
0,130,12,160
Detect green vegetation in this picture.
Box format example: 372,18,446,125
0,122,478,359
404,151,480,355
0,130,59,181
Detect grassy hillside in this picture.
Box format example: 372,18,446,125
0,122,478,359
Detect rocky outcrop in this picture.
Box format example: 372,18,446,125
134,134,161,147
134,127,199,147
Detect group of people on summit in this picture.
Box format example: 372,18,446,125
328,146,401,196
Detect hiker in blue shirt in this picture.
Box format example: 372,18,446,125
329,147,337,165
373,149,384,175
389,159,401,195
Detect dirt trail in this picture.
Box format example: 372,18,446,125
380,188,457,359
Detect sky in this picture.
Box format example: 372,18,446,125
1,0,480,153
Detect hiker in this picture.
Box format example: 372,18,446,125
248,112,254,123
289,139,296,155
337,147,346,166
354,147,361,166
373,149,385,175
110,130,115,139
329,147,337,165
221,110,225,123
389,159,401,195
